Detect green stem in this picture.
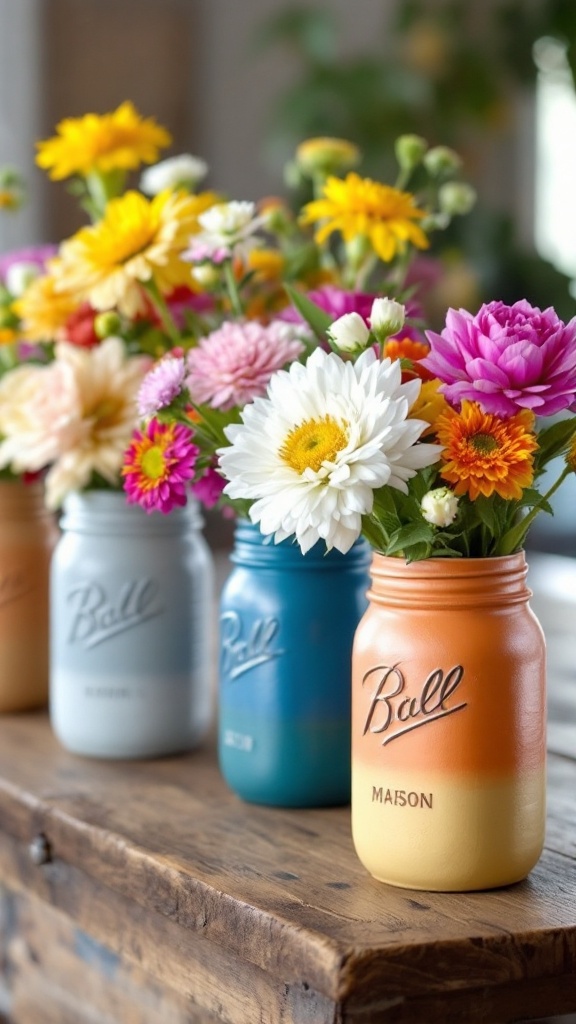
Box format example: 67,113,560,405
223,260,244,318
142,281,181,347
498,466,572,556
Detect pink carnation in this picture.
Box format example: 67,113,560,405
423,300,576,418
186,320,305,410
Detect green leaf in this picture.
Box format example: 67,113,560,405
283,284,334,341
534,416,576,469
385,521,435,556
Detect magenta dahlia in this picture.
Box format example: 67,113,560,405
422,300,576,417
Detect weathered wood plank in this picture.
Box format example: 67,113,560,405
0,711,575,1022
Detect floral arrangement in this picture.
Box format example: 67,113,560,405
122,124,576,561
218,299,576,559
122,132,478,526
0,102,221,507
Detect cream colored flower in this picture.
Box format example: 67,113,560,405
0,337,150,508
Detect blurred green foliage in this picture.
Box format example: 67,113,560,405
253,0,576,319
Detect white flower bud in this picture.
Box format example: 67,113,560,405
423,145,462,178
395,134,427,173
5,261,41,297
421,487,459,528
369,298,406,341
140,154,208,196
327,312,370,353
438,182,477,217
190,263,220,288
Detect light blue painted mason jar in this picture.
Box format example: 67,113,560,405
50,490,214,758
218,520,371,806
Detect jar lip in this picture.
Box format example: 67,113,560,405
370,551,527,578
60,489,204,532
232,518,371,567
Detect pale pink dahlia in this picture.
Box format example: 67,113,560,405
422,300,576,418
137,355,186,417
186,320,305,410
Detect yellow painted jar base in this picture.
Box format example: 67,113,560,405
352,765,546,892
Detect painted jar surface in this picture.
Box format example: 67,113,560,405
352,552,546,892
50,491,214,758
0,480,58,712
218,520,371,807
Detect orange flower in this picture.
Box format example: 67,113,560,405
436,401,537,501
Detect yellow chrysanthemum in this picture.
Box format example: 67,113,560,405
245,248,285,282
300,172,429,263
35,101,171,180
13,273,79,342
52,189,219,318
408,379,449,437
0,327,16,345
436,401,538,501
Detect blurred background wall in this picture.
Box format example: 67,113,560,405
0,0,574,550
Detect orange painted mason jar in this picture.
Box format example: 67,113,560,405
351,552,546,892
0,479,58,712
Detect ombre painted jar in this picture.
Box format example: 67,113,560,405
218,520,371,807
352,552,546,891
50,490,214,759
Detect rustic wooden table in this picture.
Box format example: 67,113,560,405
0,554,574,1024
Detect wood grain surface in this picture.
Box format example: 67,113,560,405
0,552,573,1023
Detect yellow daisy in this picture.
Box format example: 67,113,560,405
35,101,171,180
436,401,538,501
300,172,429,263
13,273,79,342
53,188,219,318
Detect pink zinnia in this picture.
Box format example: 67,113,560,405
137,356,186,417
186,319,305,410
423,299,576,418
122,418,198,514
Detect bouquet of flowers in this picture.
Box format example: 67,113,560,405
217,298,576,560
123,121,576,561
121,132,478,529
0,101,220,508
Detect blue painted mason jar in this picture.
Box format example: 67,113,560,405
218,520,371,806
50,490,214,759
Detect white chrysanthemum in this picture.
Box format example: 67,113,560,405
218,347,441,554
0,337,150,508
185,200,264,262
139,154,208,195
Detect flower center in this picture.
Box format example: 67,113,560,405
469,432,499,455
141,445,167,481
280,415,348,473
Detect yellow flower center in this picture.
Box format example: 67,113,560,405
280,416,348,473
470,432,499,455
141,445,167,480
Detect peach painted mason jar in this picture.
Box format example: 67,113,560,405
351,552,546,892
0,479,58,712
